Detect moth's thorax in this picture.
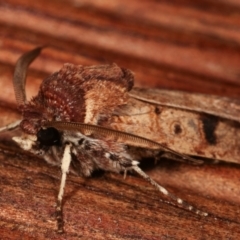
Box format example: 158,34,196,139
19,63,134,134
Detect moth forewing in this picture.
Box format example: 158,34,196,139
110,91,240,164
129,88,240,122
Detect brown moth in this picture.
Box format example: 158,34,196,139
4,46,239,232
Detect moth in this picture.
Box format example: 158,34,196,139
2,47,239,233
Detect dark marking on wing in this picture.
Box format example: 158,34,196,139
154,106,161,115
174,124,182,135
200,114,219,145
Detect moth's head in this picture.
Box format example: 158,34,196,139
19,107,45,135
13,47,74,135
12,47,63,150
13,126,61,152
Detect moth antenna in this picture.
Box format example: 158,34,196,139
56,143,72,233
46,121,203,165
132,165,208,217
0,120,21,132
13,47,43,105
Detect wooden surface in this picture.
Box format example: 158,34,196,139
0,0,240,239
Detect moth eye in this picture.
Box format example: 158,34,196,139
37,127,61,146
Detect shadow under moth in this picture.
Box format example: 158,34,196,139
1,47,240,233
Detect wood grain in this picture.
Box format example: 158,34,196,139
0,0,240,239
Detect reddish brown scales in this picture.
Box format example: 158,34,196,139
20,63,134,134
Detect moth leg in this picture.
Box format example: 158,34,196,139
132,165,208,217
56,143,72,233
123,169,127,179
0,120,21,132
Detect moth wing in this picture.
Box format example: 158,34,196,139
129,88,240,122
108,88,240,164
